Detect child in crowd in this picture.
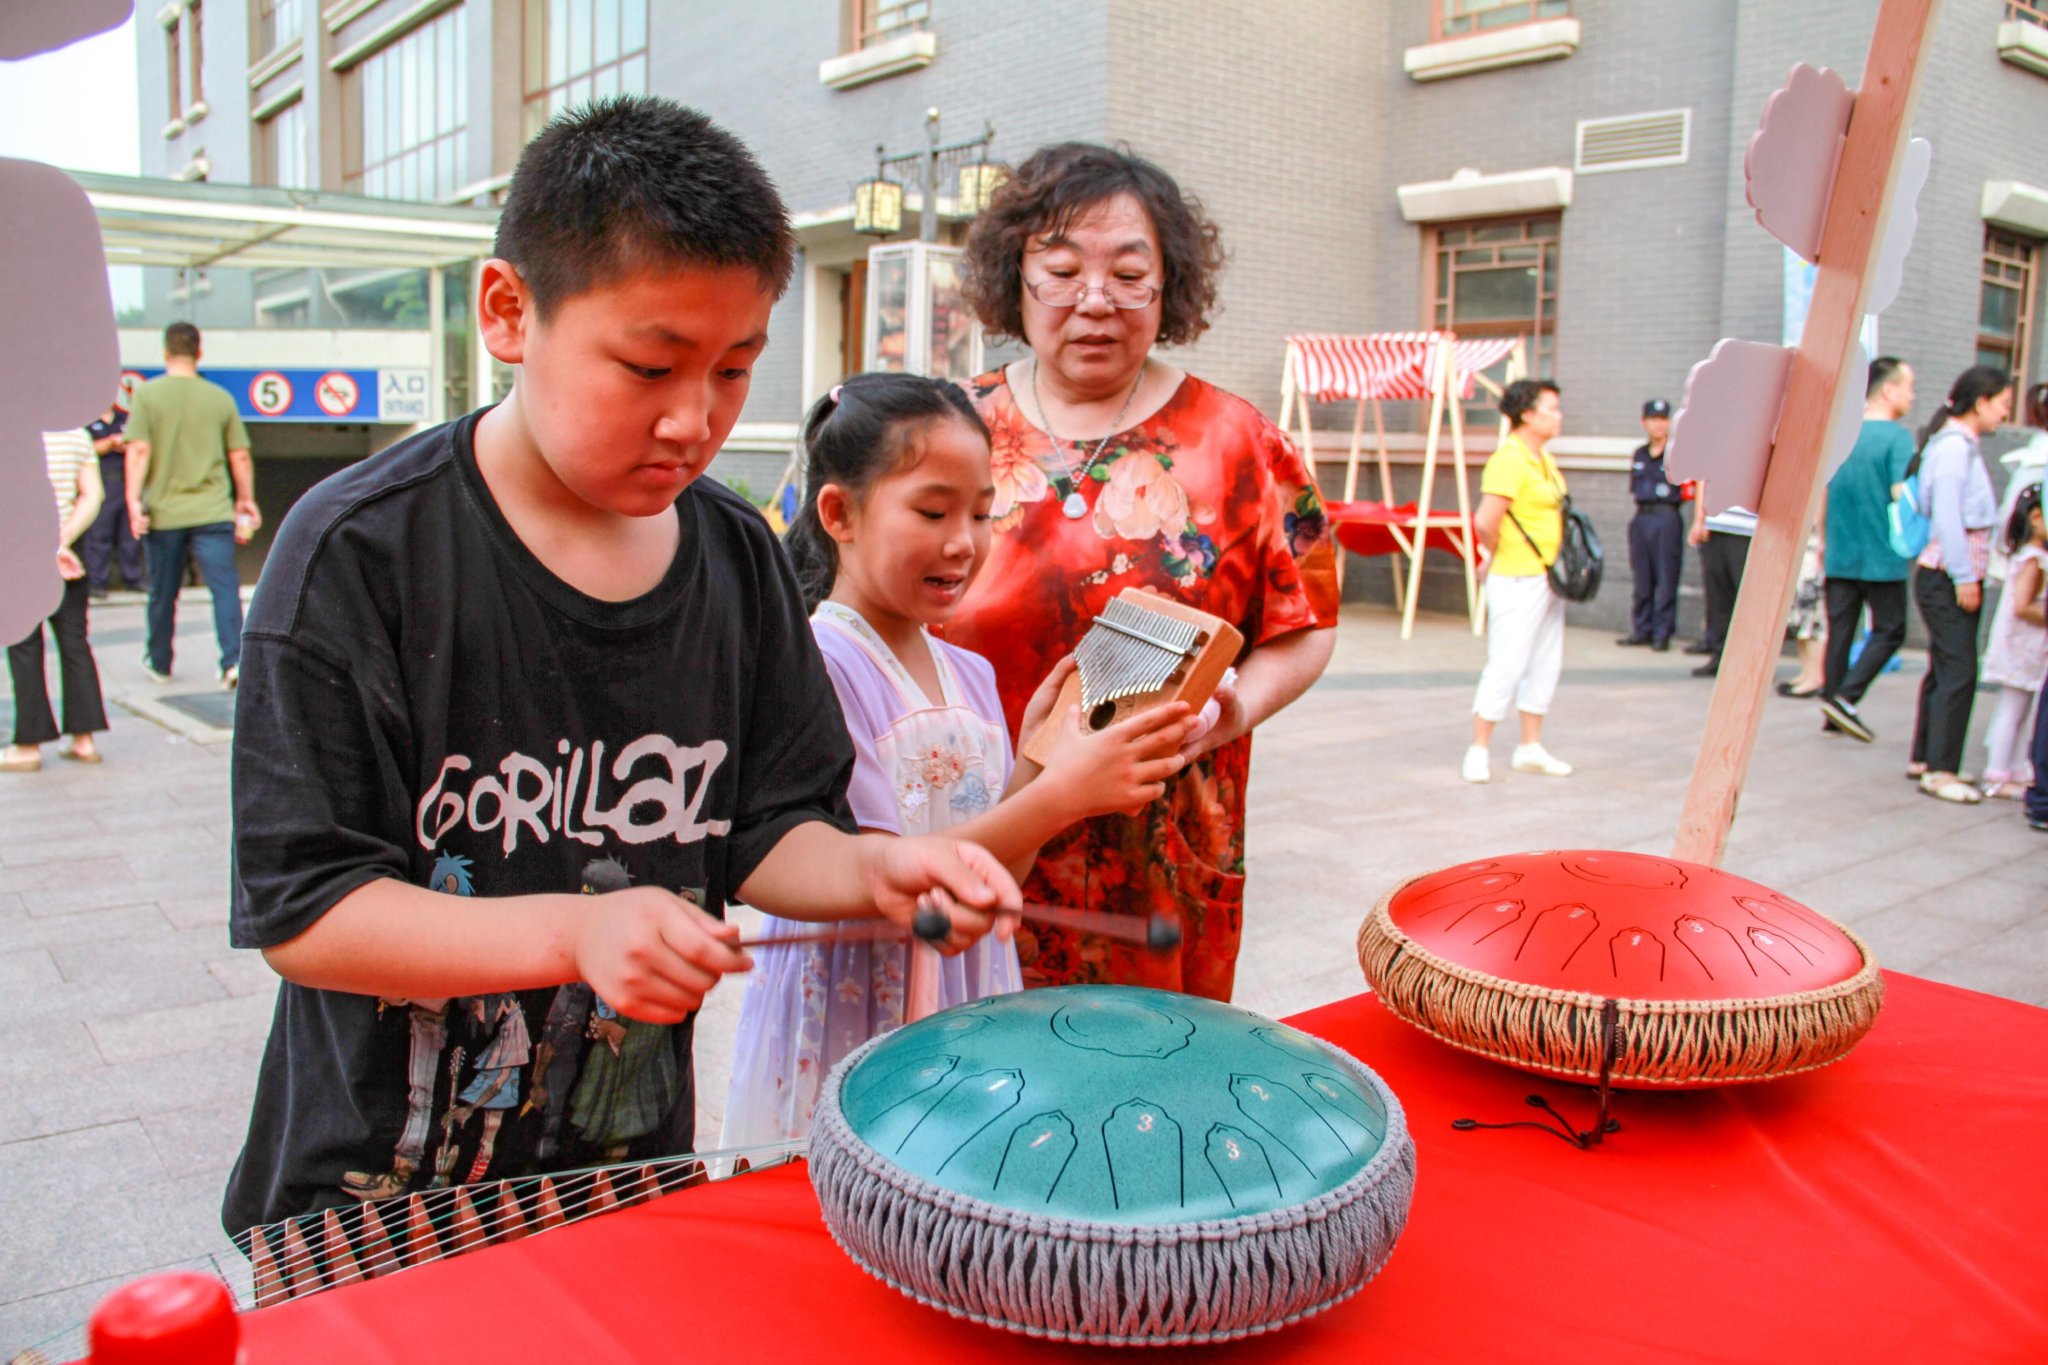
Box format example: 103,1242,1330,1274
221,99,1017,1236
722,373,1192,1146
1982,483,2047,799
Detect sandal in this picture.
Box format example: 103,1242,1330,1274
1904,762,1927,781
1984,779,2027,801
1775,681,1824,698
1919,774,1983,803
0,749,40,773
59,743,102,764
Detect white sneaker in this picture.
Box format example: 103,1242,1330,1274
1512,743,1573,777
1461,746,1491,783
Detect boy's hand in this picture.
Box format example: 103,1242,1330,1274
868,836,1020,955
1038,700,1191,818
570,887,751,1024
1019,656,1077,741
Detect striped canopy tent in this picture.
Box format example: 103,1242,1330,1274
1278,331,1525,639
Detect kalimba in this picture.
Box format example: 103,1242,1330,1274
1020,589,1242,766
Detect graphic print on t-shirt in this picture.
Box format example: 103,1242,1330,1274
335,850,700,1205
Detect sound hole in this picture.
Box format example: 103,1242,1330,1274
1088,700,1119,731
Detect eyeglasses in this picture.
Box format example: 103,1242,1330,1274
1024,277,1161,310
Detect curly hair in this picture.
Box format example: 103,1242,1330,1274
960,142,1225,349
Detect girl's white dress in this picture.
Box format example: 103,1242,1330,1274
1984,543,2048,692
721,602,1023,1147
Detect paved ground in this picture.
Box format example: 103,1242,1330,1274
3,592,2041,1356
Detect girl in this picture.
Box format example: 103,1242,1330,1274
1982,484,2047,800
1907,365,2011,804
722,373,1191,1147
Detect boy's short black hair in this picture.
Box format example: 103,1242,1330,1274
163,321,200,357
495,96,796,316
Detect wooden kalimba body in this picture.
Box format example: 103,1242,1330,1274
1019,589,1242,767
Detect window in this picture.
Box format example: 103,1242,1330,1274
257,0,303,55
259,98,311,189
1435,0,1569,39
2009,2,2048,26
848,0,929,51
522,0,649,143
187,1,205,107
344,6,468,202
165,12,183,120
1979,227,2037,381
1428,215,1560,377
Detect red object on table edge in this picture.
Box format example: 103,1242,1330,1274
121,972,2048,1364
1326,501,1472,561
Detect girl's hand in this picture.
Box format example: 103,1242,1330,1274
55,547,84,581
1019,656,1077,742
1039,700,1191,819
570,888,752,1024
1177,668,1245,762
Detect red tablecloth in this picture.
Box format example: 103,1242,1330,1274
231,973,2048,1362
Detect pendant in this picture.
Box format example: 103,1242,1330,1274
1062,491,1088,519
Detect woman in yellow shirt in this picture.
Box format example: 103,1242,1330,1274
1466,380,1572,783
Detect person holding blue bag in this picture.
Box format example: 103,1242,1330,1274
1905,365,2012,803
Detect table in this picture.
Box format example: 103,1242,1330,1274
229,972,2048,1361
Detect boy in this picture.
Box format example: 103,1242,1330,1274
224,98,1015,1234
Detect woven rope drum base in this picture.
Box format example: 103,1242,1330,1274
1358,851,1884,1089
808,986,1416,1346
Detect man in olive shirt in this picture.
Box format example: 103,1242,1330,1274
1816,356,1917,743
124,322,261,687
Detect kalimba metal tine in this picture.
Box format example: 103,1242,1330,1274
320,1208,365,1288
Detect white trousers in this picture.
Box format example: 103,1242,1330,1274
1474,573,1565,722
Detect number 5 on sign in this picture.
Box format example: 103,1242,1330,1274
249,371,293,418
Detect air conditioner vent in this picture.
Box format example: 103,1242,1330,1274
1576,108,1691,174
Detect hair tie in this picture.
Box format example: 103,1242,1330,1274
829,384,844,403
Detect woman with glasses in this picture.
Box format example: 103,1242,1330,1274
939,142,1338,1002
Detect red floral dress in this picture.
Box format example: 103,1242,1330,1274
937,370,1338,1000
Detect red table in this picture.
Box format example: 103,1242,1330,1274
227,973,2048,1362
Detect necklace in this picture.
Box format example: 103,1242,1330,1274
1031,358,1145,520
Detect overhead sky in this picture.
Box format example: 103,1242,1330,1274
0,16,140,174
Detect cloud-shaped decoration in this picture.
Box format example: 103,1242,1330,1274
0,0,131,59
1867,137,1931,316
1666,339,1793,517
0,159,122,644
1745,64,1854,264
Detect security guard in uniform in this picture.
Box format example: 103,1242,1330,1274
1617,398,1683,650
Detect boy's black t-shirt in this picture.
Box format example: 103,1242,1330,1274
223,410,854,1235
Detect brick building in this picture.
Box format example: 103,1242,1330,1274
133,0,2048,630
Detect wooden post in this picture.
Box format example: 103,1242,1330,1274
1402,338,1452,640
1444,345,1482,633
1673,0,1939,864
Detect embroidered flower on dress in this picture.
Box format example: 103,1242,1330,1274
900,779,929,813
1092,453,1191,544
918,744,967,788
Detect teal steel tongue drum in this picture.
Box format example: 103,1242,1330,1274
807,986,1415,1345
